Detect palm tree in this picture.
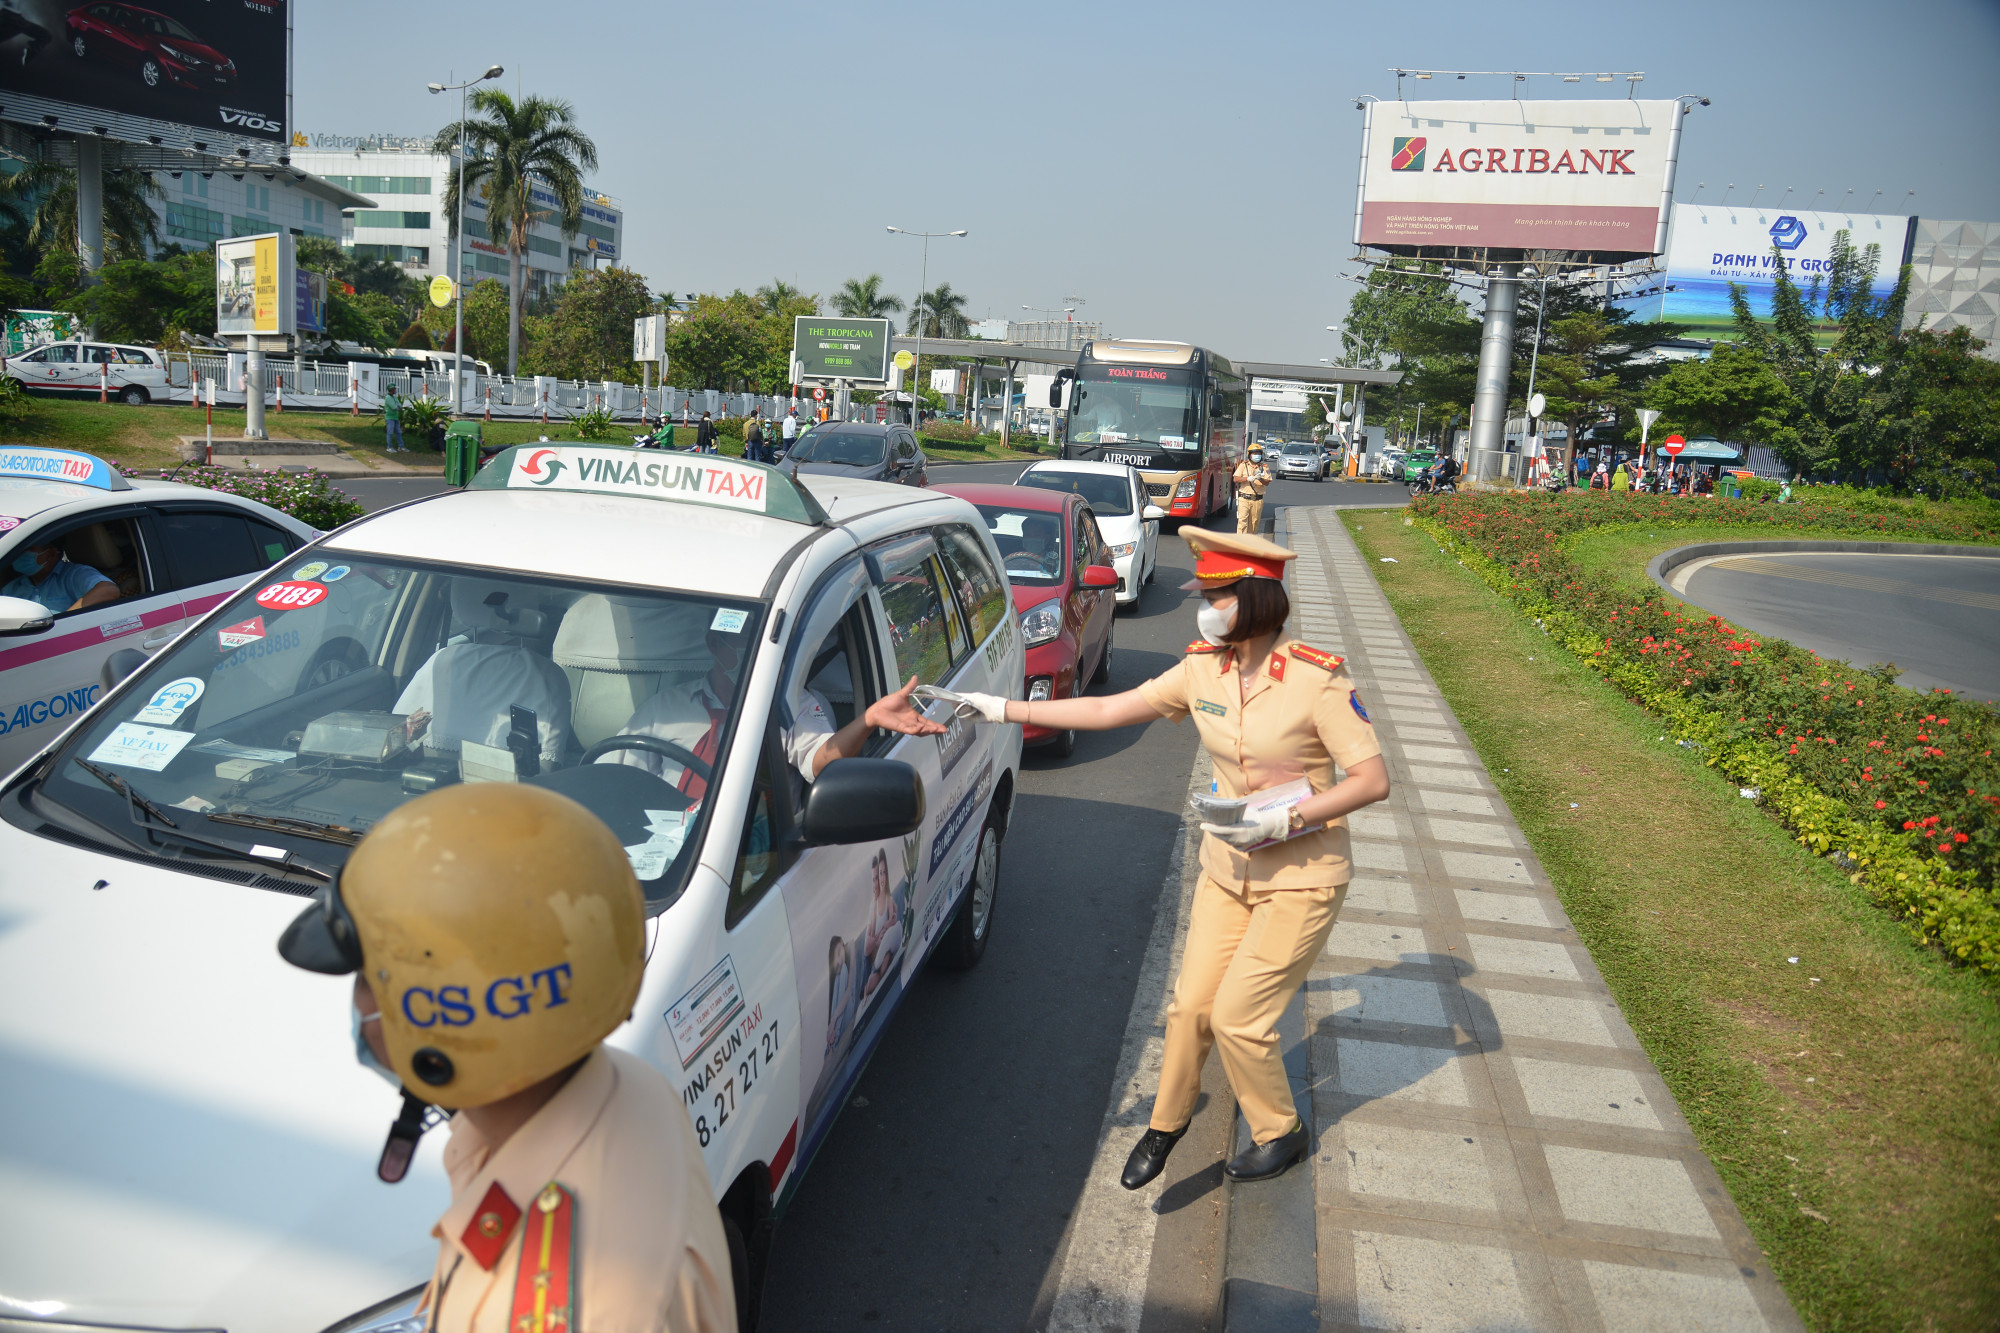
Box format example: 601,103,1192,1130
907,283,970,339
755,279,806,314
832,273,905,320
0,161,162,263
435,90,599,376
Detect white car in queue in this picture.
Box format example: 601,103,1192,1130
0,443,1023,1333
0,447,321,776
4,339,174,405
1011,458,1164,607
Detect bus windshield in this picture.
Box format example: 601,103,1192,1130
1068,369,1202,457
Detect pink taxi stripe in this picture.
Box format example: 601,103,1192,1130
0,601,183,673
182,590,234,618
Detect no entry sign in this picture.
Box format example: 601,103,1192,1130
1662,434,1686,458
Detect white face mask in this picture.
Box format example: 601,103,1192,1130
1196,601,1235,646
352,1004,400,1088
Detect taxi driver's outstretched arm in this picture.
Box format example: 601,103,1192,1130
807,674,946,778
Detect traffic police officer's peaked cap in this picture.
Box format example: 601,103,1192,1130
1180,528,1297,591
278,783,646,1109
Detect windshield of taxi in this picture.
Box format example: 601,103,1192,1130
787,428,885,466
1015,469,1132,516
973,503,1066,587
27,556,762,909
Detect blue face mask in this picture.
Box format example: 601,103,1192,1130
352,1004,401,1089
12,551,45,576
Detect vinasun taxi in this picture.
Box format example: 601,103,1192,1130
0,445,1024,1332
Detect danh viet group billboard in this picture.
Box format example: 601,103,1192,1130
0,0,289,156
1355,99,1683,258
1648,203,1907,343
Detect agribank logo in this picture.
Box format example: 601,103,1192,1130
1768,215,1808,250
1391,137,1426,171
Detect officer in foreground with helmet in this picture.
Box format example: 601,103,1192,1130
279,783,735,1333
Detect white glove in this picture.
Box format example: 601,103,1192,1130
1200,807,1291,847
952,691,1011,725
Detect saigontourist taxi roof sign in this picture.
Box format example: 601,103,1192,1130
0,448,132,491
1355,99,1684,260
471,444,830,525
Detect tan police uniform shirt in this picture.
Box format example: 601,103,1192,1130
1138,639,1381,890
421,1046,735,1333
1232,460,1271,498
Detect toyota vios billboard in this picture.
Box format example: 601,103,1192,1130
0,0,288,156
1355,99,1684,261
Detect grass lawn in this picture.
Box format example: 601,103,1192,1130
1344,509,2000,1332
918,434,1047,463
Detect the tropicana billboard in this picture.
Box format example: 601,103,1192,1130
1648,203,1909,343
1355,99,1684,259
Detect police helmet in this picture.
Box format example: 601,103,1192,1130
278,783,645,1108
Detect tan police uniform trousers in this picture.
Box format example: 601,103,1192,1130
1138,638,1382,1144
1233,463,1270,534
421,1046,735,1333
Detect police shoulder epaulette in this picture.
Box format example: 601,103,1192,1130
1186,640,1227,655
1287,644,1345,672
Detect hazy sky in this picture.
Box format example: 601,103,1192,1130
297,0,2000,362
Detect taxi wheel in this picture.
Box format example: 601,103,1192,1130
1047,725,1076,759
935,817,1000,970
1091,627,1113,688
118,385,149,405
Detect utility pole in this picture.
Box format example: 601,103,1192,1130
429,64,505,416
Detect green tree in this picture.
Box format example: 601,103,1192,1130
532,266,654,381
1339,261,1463,369
1862,325,2000,497
1645,344,1796,451
0,162,162,266
662,292,763,391
64,249,213,344
754,279,807,314
832,274,905,320
907,282,969,338
1727,229,1907,479
461,277,513,367
436,90,599,376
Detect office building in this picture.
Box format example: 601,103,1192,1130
289,135,625,300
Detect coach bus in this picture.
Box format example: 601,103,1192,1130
1055,340,1246,525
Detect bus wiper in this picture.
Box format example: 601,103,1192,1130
73,758,332,883
208,810,363,847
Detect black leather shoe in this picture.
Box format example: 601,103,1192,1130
1120,1124,1189,1190
1225,1121,1309,1182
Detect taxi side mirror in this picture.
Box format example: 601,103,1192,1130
0,595,53,637
801,758,925,846
1142,505,1167,521
1080,564,1118,589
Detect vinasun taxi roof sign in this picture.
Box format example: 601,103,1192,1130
0,448,132,491
471,443,830,525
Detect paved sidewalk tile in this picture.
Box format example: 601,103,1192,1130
1224,507,1802,1333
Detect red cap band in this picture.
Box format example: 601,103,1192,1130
1193,549,1287,583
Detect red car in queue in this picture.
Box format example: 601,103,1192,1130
936,482,1117,759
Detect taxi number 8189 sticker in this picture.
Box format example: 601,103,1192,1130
254,580,328,611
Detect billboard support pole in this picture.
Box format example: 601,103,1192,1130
74,136,104,339
244,340,267,440
1469,265,1520,481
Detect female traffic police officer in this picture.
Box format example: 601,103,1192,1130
278,783,735,1332
956,528,1389,1184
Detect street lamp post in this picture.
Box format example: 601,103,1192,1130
429,64,504,418
887,225,965,425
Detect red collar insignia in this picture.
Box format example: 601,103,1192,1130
460,1180,522,1271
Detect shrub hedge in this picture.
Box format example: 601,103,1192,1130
1408,490,2000,974
167,465,366,532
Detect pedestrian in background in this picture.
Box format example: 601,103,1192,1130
782,406,799,457
745,409,768,463
695,410,718,455
384,384,405,453
1612,462,1630,493
276,784,735,1333
948,529,1390,1187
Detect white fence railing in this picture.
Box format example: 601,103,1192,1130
158,353,819,425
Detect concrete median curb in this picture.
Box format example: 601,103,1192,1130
1649,539,2000,599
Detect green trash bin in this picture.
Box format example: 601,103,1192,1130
444,420,483,487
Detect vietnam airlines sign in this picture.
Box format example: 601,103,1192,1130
1356,100,1683,257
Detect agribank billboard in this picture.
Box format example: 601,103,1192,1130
1652,203,1908,343
1356,99,1683,258
0,0,290,158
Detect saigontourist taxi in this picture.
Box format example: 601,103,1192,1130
0,445,1023,1332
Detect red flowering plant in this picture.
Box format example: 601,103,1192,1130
1410,489,2000,903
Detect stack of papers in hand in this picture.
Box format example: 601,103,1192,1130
625,808,692,879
